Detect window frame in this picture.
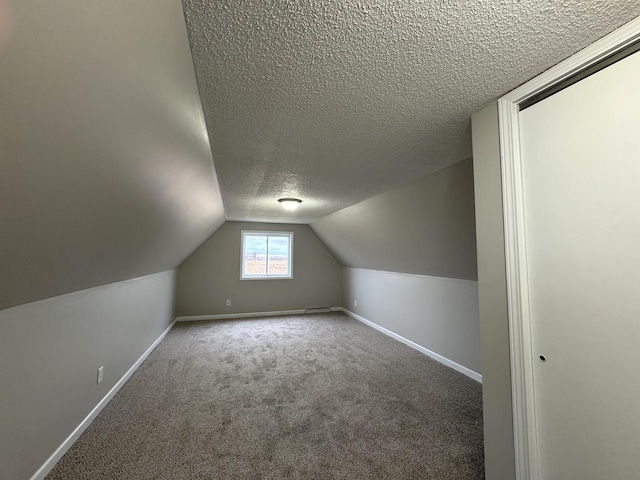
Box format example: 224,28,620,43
240,230,294,280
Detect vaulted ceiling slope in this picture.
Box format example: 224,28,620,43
311,158,477,281
183,0,639,224
0,1,225,310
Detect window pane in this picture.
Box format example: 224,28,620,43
268,236,289,275
244,235,267,275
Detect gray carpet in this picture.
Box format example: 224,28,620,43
47,312,484,479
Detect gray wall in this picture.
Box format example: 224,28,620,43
176,222,342,316
0,270,176,480
343,268,481,375
0,0,224,310
311,159,481,379
310,158,477,281
471,103,516,479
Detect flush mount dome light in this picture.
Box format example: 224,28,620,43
278,198,302,211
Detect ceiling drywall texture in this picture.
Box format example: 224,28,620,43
0,0,225,310
183,0,640,224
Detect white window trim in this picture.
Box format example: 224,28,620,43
240,230,294,280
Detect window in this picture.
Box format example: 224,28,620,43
241,231,293,280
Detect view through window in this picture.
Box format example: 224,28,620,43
241,231,293,279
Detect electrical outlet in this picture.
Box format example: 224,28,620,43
97,366,103,384
226,299,231,307
354,300,358,307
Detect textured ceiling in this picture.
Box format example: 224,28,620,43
183,0,640,223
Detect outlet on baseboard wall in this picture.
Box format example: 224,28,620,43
354,300,358,308
97,366,103,384
226,299,231,307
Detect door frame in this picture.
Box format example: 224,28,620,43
497,16,640,480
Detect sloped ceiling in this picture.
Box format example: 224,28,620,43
311,159,478,280
183,0,639,224
0,0,225,310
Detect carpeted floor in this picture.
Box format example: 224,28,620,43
47,312,484,479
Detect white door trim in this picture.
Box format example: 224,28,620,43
497,15,640,480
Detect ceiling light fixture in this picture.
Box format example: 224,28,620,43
278,198,302,211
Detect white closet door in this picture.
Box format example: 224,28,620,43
519,50,640,480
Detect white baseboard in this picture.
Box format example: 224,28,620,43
340,308,482,383
175,308,338,322
30,319,177,480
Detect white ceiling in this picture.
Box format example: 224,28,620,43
183,0,640,224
